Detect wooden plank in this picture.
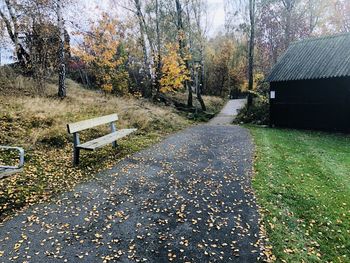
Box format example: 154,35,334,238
77,129,137,151
0,168,23,179
67,114,119,134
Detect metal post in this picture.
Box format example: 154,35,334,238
110,122,117,148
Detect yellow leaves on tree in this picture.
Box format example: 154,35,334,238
160,43,190,93
205,37,247,96
242,72,265,92
74,13,129,95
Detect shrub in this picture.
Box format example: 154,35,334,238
235,100,269,125
235,81,270,125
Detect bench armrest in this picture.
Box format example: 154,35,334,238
0,146,25,169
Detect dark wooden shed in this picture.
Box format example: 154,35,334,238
267,33,350,131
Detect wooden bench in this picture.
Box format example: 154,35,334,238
0,146,25,179
67,114,137,165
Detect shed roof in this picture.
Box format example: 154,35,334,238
267,33,350,82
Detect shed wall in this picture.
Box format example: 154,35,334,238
270,77,350,131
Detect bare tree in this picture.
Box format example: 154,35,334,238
192,0,206,111
247,0,255,108
154,0,162,96
175,0,193,108
282,0,296,49
57,0,66,98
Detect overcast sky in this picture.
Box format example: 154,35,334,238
207,0,225,34
74,0,226,35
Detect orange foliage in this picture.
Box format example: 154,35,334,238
73,13,129,94
160,43,190,93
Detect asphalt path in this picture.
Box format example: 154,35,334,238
0,100,263,263
209,99,246,125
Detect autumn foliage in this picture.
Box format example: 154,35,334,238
74,13,129,94
160,43,190,93
204,37,246,97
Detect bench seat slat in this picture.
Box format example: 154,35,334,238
77,129,137,151
67,114,119,134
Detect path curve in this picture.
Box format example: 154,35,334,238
0,100,263,262
209,99,246,125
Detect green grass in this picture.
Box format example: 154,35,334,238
249,126,350,262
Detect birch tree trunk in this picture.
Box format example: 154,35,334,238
133,0,154,97
0,0,29,67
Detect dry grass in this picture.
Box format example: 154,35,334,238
1,79,190,146
0,66,42,95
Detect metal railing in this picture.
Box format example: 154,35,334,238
0,146,25,170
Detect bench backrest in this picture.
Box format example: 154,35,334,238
67,114,118,134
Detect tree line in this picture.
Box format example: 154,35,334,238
0,0,349,109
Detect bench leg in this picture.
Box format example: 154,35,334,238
73,148,80,166
73,133,81,166
112,140,118,148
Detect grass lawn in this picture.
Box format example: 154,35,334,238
249,127,350,262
